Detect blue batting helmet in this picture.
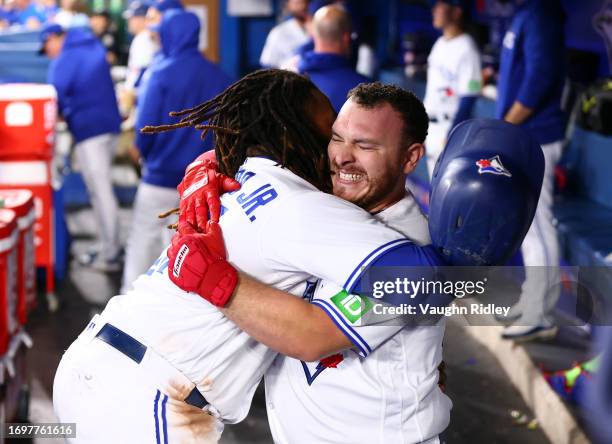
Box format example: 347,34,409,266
428,118,545,266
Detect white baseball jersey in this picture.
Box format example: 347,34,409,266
424,33,481,178
98,157,414,424
264,194,451,444
126,30,157,90
423,33,481,122
259,18,309,68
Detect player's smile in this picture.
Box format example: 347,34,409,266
336,169,366,183
330,164,370,205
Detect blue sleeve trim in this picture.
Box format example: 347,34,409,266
343,239,412,292
311,299,371,357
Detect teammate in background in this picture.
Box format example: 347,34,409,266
120,9,231,294
260,0,311,68
296,4,369,112
40,23,122,271
496,0,566,341
145,0,183,28
120,1,156,115
423,0,481,179
132,0,184,108
89,9,120,65
53,0,88,28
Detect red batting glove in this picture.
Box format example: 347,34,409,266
177,151,241,232
167,221,238,307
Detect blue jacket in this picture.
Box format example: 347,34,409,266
495,0,566,145
48,28,121,143
298,51,369,112
135,10,232,188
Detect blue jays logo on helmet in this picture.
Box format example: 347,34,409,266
475,155,512,177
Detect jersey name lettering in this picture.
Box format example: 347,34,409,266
236,184,278,222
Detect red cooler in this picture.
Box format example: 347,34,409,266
0,190,36,325
0,209,18,357
0,84,57,160
0,162,55,302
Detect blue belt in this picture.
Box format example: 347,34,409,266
95,323,210,410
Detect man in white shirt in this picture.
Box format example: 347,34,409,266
260,0,311,68
123,1,157,94
423,0,481,179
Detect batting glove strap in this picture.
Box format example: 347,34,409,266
199,261,238,307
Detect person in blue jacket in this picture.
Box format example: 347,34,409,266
41,23,123,272
495,0,567,341
298,4,369,112
120,9,232,293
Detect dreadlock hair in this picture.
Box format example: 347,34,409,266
142,68,332,193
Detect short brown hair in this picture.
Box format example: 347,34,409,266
347,82,428,145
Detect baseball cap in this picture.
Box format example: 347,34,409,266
122,1,150,19
151,0,184,13
38,23,64,55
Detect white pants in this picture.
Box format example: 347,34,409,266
514,140,564,326
53,317,222,444
425,120,452,179
121,182,179,294
74,133,121,260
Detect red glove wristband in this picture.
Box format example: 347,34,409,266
198,260,238,307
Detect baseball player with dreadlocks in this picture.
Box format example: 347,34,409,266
53,69,543,443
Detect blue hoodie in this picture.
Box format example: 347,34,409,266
135,10,232,188
298,51,369,112
495,0,566,145
48,28,121,143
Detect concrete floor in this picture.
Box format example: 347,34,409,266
17,207,554,444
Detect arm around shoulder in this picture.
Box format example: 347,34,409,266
222,273,354,362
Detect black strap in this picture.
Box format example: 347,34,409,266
96,323,146,364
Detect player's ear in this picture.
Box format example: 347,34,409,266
402,142,424,175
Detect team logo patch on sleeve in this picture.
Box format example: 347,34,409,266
476,155,512,177
331,290,372,324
